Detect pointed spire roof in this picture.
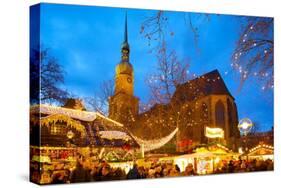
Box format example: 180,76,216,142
122,12,129,50
124,12,128,43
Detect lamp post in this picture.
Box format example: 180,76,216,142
238,118,253,159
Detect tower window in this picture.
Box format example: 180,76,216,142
215,100,225,130
227,99,234,137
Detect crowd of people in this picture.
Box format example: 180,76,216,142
214,158,274,174
35,157,197,184
49,160,196,183
31,155,274,184
127,162,197,179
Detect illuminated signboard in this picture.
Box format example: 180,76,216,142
205,127,224,138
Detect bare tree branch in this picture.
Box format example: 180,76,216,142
84,79,114,115
30,46,69,104
231,17,273,91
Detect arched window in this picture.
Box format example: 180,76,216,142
215,100,225,130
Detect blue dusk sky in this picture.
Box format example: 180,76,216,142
32,3,273,131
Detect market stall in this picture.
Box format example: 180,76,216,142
246,144,274,160
158,144,239,175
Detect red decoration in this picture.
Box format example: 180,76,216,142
122,144,131,151
177,139,193,147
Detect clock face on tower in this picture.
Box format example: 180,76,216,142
127,77,132,83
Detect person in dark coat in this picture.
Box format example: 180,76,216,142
127,164,141,179
70,161,91,183
52,170,69,184
228,160,235,173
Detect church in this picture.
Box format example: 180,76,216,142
108,15,139,126
108,15,241,152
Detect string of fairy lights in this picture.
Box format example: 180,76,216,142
147,24,273,92
232,24,273,90
130,128,178,152
31,104,180,151
142,102,209,128
99,131,132,141
139,78,237,149
248,144,274,154
40,114,87,138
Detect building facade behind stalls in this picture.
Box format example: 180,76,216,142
109,16,240,152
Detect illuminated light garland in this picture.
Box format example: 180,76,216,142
130,128,178,152
40,114,87,138
31,104,97,121
215,143,230,151
99,131,132,141
249,144,274,153
30,104,124,127
95,113,124,127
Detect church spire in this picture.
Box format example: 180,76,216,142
121,12,130,63
124,12,128,44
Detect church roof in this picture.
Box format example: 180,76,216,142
172,69,233,103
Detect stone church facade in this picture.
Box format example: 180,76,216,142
109,16,240,152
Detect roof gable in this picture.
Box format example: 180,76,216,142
172,69,233,102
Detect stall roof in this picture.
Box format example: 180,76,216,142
30,104,123,127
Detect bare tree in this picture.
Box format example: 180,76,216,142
134,40,191,145
140,11,168,48
231,17,273,91
140,11,211,52
139,11,192,137
84,79,114,115
30,46,68,105
146,41,190,105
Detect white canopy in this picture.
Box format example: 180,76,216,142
30,104,123,127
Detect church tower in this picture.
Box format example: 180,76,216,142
108,14,139,126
